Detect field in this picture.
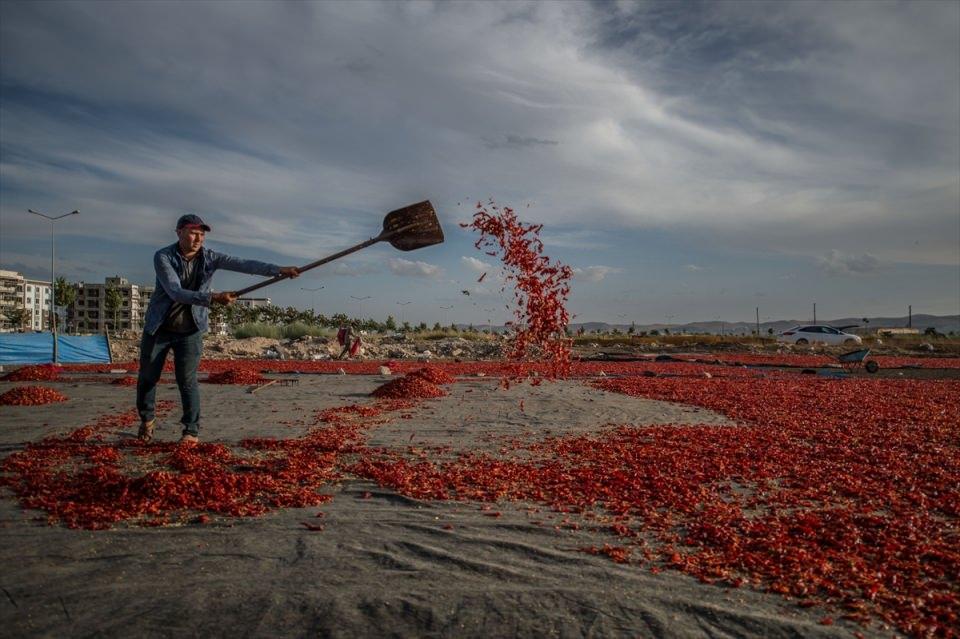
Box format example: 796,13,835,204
0,357,957,638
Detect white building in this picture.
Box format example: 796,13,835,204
237,297,271,308
0,269,52,331
0,269,26,332
24,279,53,331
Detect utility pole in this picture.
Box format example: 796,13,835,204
28,209,79,364
300,286,324,315
439,305,453,328
756,307,760,336
813,302,817,324
396,301,411,326
350,295,371,323
908,305,912,328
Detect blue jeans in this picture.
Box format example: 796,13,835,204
136,329,203,436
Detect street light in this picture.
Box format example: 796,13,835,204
28,209,79,364
439,305,453,328
396,301,411,326
350,295,371,322
483,307,496,333
300,286,324,315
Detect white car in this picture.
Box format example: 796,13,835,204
777,325,863,346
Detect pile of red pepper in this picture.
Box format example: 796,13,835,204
0,399,390,529
205,369,266,385
110,376,138,386
60,354,960,378
371,374,447,400
4,357,958,635
0,385,68,406
407,366,457,385
350,375,959,637
690,352,960,369
1,364,61,382
461,202,573,382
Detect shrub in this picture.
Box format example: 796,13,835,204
233,323,282,339
281,322,331,340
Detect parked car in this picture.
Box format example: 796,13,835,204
777,325,863,346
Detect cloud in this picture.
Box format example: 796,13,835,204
388,258,442,278
1,0,956,270
540,229,607,250
327,262,380,277
817,250,882,276
572,265,622,282
0,1,956,320
684,264,704,272
461,256,492,272
483,134,560,150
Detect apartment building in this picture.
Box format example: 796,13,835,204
0,270,53,331
24,279,53,331
237,297,271,308
72,277,154,333
0,270,26,331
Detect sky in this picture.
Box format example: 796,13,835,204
1,0,958,327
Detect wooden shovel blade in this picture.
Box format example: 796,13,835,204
382,200,444,251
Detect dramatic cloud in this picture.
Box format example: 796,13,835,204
572,265,622,282
0,1,955,321
388,258,442,279
817,250,882,276
327,262,380,277
461,256,491,272
483,134,560,150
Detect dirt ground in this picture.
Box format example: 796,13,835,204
0,372,882,638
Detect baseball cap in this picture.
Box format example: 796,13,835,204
176,214,211,232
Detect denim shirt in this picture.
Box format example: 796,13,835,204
143,243,281,335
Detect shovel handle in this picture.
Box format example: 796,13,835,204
229,224,416,298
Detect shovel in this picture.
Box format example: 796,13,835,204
231,200,444,297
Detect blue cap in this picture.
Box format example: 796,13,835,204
176,214,211,232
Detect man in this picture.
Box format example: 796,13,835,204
137,214,299,444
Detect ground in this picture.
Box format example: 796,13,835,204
2,361,955,637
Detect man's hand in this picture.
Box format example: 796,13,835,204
211,291,237,305
279,266,300,279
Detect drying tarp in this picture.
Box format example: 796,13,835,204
0,333,111,365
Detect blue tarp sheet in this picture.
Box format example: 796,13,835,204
0,333,112,365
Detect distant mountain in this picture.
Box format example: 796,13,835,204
568,314,960,336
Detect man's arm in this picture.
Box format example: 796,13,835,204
209,251,300,284
155,251,212,307
209,251,285,277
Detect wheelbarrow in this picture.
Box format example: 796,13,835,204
838,348,879,373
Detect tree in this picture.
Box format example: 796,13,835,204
104,286,123,334
432,322,442,331
2,307,28,331
384,315,397,331
210,303,226,332
627,323,635,335
50,277,78,332
53,276,76,308
402,321,411,333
